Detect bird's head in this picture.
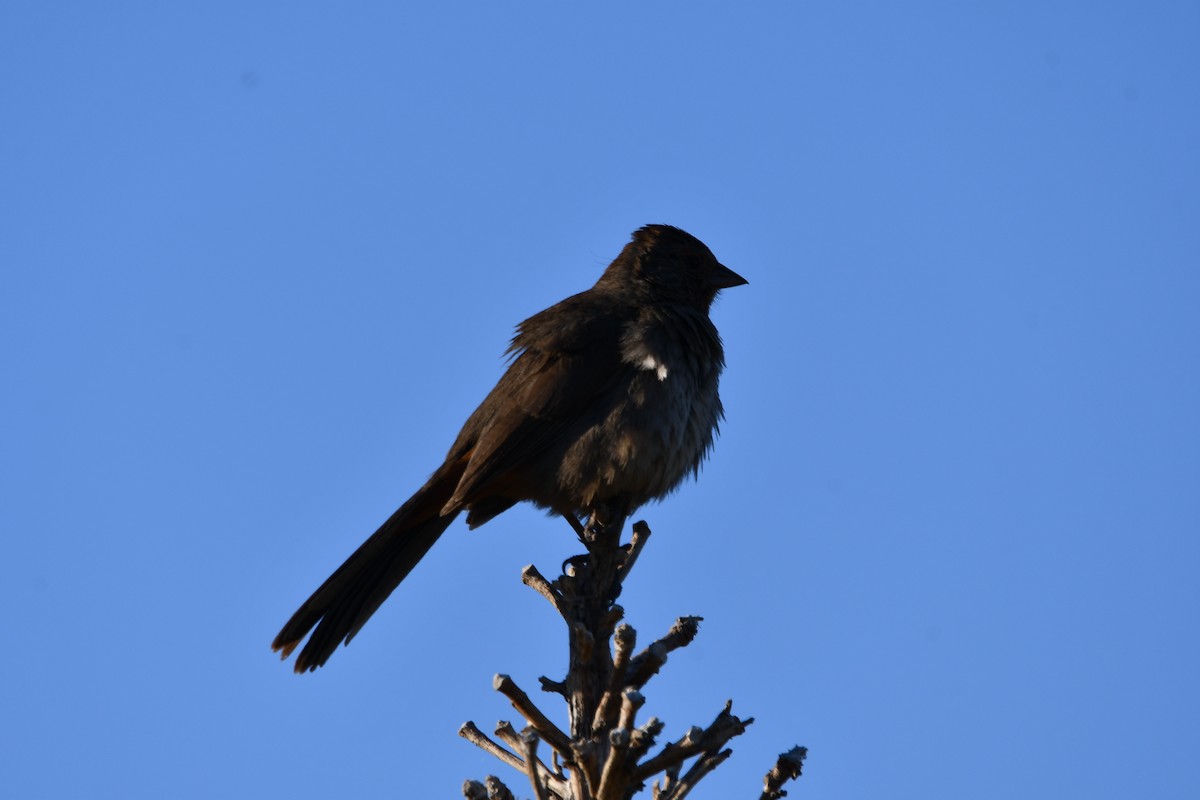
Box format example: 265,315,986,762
597,224,747,310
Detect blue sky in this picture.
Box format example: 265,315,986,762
2,2,1197,798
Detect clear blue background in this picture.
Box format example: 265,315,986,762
3,3,1197,797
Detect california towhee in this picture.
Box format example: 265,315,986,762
273,224,746,671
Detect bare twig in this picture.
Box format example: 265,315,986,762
493,721,524,758
618,521,653,580
626,617,702,690
596,726,630,800
663,748,731,800
495,721,569,796
628,716,664,763
519,729,550,800
459,721,526,774
567,761,590,800
522,564,566,617
595,689,647,800
634,702,753,781
494,674,573,757
485,775,516,800
464,777,521,800
617,689,644,732
592,623,636,733
759,746,807,800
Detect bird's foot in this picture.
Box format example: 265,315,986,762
561,553,589,576
562,512,588,543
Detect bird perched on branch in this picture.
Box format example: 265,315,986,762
273,224,747,672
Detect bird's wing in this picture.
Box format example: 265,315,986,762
444,292,631,511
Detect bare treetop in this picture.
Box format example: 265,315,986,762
460,518,805,799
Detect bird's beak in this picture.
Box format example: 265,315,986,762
710,262,749,289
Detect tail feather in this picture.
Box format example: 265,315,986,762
273,463,463,672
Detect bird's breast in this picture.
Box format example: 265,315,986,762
556,316,725,512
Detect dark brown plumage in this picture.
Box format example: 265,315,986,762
273,225,746,672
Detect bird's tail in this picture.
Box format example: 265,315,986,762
272,462,464,672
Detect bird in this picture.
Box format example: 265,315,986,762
273,224,747,672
